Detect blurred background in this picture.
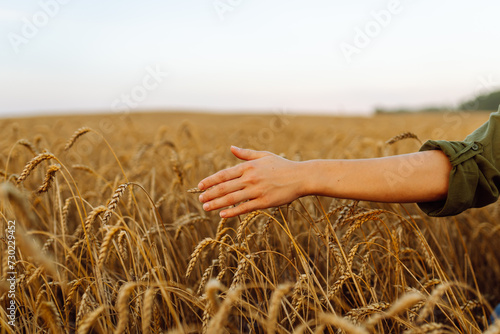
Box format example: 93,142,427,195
1,0,500,118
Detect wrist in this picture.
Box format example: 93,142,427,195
298,159,347,198
297,160,325,197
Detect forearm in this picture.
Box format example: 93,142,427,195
299,150,452,203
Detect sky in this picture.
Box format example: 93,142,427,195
0,0,499,117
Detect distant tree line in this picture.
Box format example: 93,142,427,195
375,90,500,114
459,90,500,111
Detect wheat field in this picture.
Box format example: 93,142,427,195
1,111,499,333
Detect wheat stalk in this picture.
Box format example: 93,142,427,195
345,302,391,325
36,164,61,194
317,312,369,334
76,284,95,327
483,320,500,334
117,230,129,261
197,260,217,295
386,132,422,145
83,205,107,234
64,279,85,312
98,226,122,268
187,187,205,193
290,274,308,325
417,283,453,323
186,238,216,278
267,284,293,334
341,210,385,243
364,292,424,329
206,287,241,334
64,127,92,151
403,323,450,334
16,152,56,184
102,183,130,225
77,305,105,334
216,234,231,281
142,288,157,334
236,210,263,241
114,282,139,334
230,255,251,290
38,301,63,333
18,138,39,155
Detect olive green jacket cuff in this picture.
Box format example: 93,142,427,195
417,108,500,217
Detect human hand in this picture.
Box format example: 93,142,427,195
198,146,304,218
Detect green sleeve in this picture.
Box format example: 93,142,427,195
417,108,500,217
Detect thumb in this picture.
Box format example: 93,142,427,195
231,146,269,161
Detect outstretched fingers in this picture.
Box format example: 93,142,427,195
199,178,245,205
198,165,242,191
201,189,250,212
219,199,263,218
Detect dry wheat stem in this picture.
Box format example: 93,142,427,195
197,260,217,295
187,187,205,193
98,226,123,268
318,312,370,334
102,183,130,225
216,235,231,281
483,319,500,334
403,323,451,334
114,282,139,334
142,288,157,334
76,284,95,326
267,284,293,334
38,301,63,333
186,238,216,278
417,283,453,323
64,279,85,312
83,205,107,235
64,127,92,151
117,230,129,261
36,164,61,194
206,286,241,334
386,132,422,145
215,217,228,241
205,279,225,314
364,292,425,329
77,305,105,334
16,152,56,184
18,138,38,155
236,210,263,241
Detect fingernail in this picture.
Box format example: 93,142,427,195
198,182,204,190
220,211,227,218
198,194,204,202
203,203,209,211
231,145,240,150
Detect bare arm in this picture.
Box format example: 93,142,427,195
198,146,452,218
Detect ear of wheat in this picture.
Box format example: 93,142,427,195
36,164,61,194
16,152,56,184
64,127,92,151
386,132,422,145
102,183,130,225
